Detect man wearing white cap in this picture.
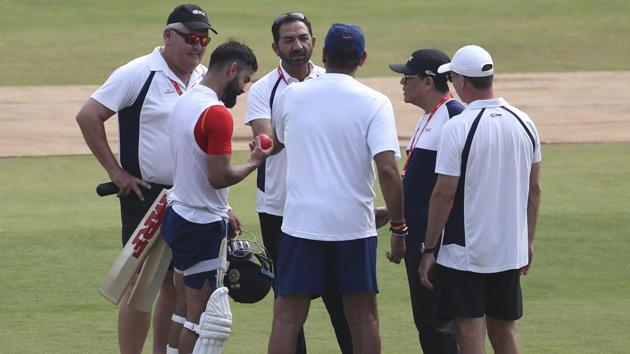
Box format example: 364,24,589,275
419,45,542,354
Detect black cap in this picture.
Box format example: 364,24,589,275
389,49,451,76
167,4,218,34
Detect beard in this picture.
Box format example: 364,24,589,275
278,47,312,67
222,76,240,108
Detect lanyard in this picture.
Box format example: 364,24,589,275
169,79,184,96
277,66,288,84
402,94,452,175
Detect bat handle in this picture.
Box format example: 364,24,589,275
96,182,120,197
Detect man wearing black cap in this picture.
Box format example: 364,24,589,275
389,49,463,353
268,23,405,354
76,4,217,354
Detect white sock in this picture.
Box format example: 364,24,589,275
166,344,179,354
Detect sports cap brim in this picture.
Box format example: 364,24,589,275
388,63,415,75
184,21,218,34
437,62,453,74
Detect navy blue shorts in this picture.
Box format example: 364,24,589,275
161,207,226,289
276,232,378,297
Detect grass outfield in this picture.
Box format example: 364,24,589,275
0,143,629,353
1,0,629,85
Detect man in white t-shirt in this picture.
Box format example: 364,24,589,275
75,4,216,353
268,23,406,354
419,45,542,354
389,49,463,354
244,12,351,354
162,40,271,354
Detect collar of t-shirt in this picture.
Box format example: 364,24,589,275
465,97,508,111
278,60,322,84
149,46,206,90
193,84,221,104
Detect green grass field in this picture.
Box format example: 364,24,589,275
1,0,629,85
1,0,629,352
1,143,629,353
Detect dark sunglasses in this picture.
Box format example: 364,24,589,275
273,12,306,26
170,28,211,47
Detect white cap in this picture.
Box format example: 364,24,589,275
437,45,494,77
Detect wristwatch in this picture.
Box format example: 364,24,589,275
420,242,436,254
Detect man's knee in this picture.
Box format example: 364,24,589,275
456,317,484,336
486,316,516,341
342,293,377,325
273,296,309,325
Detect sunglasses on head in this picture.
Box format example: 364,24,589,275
170,28,211,47
273,12,306,26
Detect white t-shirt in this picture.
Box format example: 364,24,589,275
275,73,401,241
244,61,324,216
435,97,542,273
167,85,231,224
407,99,462,152
91,47,207,185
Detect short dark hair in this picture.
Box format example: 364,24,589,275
209,40,258,72
432,75,450,93
271,13,313,43
465,75,493,90
325,45,361,71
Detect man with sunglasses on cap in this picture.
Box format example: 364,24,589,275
269,23,405,354
244,12,352,354
76,4,216,354
419,45,542,354
388,49,463,353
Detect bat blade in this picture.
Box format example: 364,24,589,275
98,189,168,304
127,235,173,313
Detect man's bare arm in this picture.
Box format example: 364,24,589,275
374,151,404,223
76,98,150,199
249,118,284,155
374,151,405,264
522,162,542,275
424,174,460,249
207,137,272,189
419,174,459,289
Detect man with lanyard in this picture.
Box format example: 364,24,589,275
388,49,463,353
76,4,216,353
244,12,352,354
269,23,406,354
420,45,542,354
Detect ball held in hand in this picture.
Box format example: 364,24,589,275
258,134,273,150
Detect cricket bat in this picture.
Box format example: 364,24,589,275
127,235,173,312
98,188,168,304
